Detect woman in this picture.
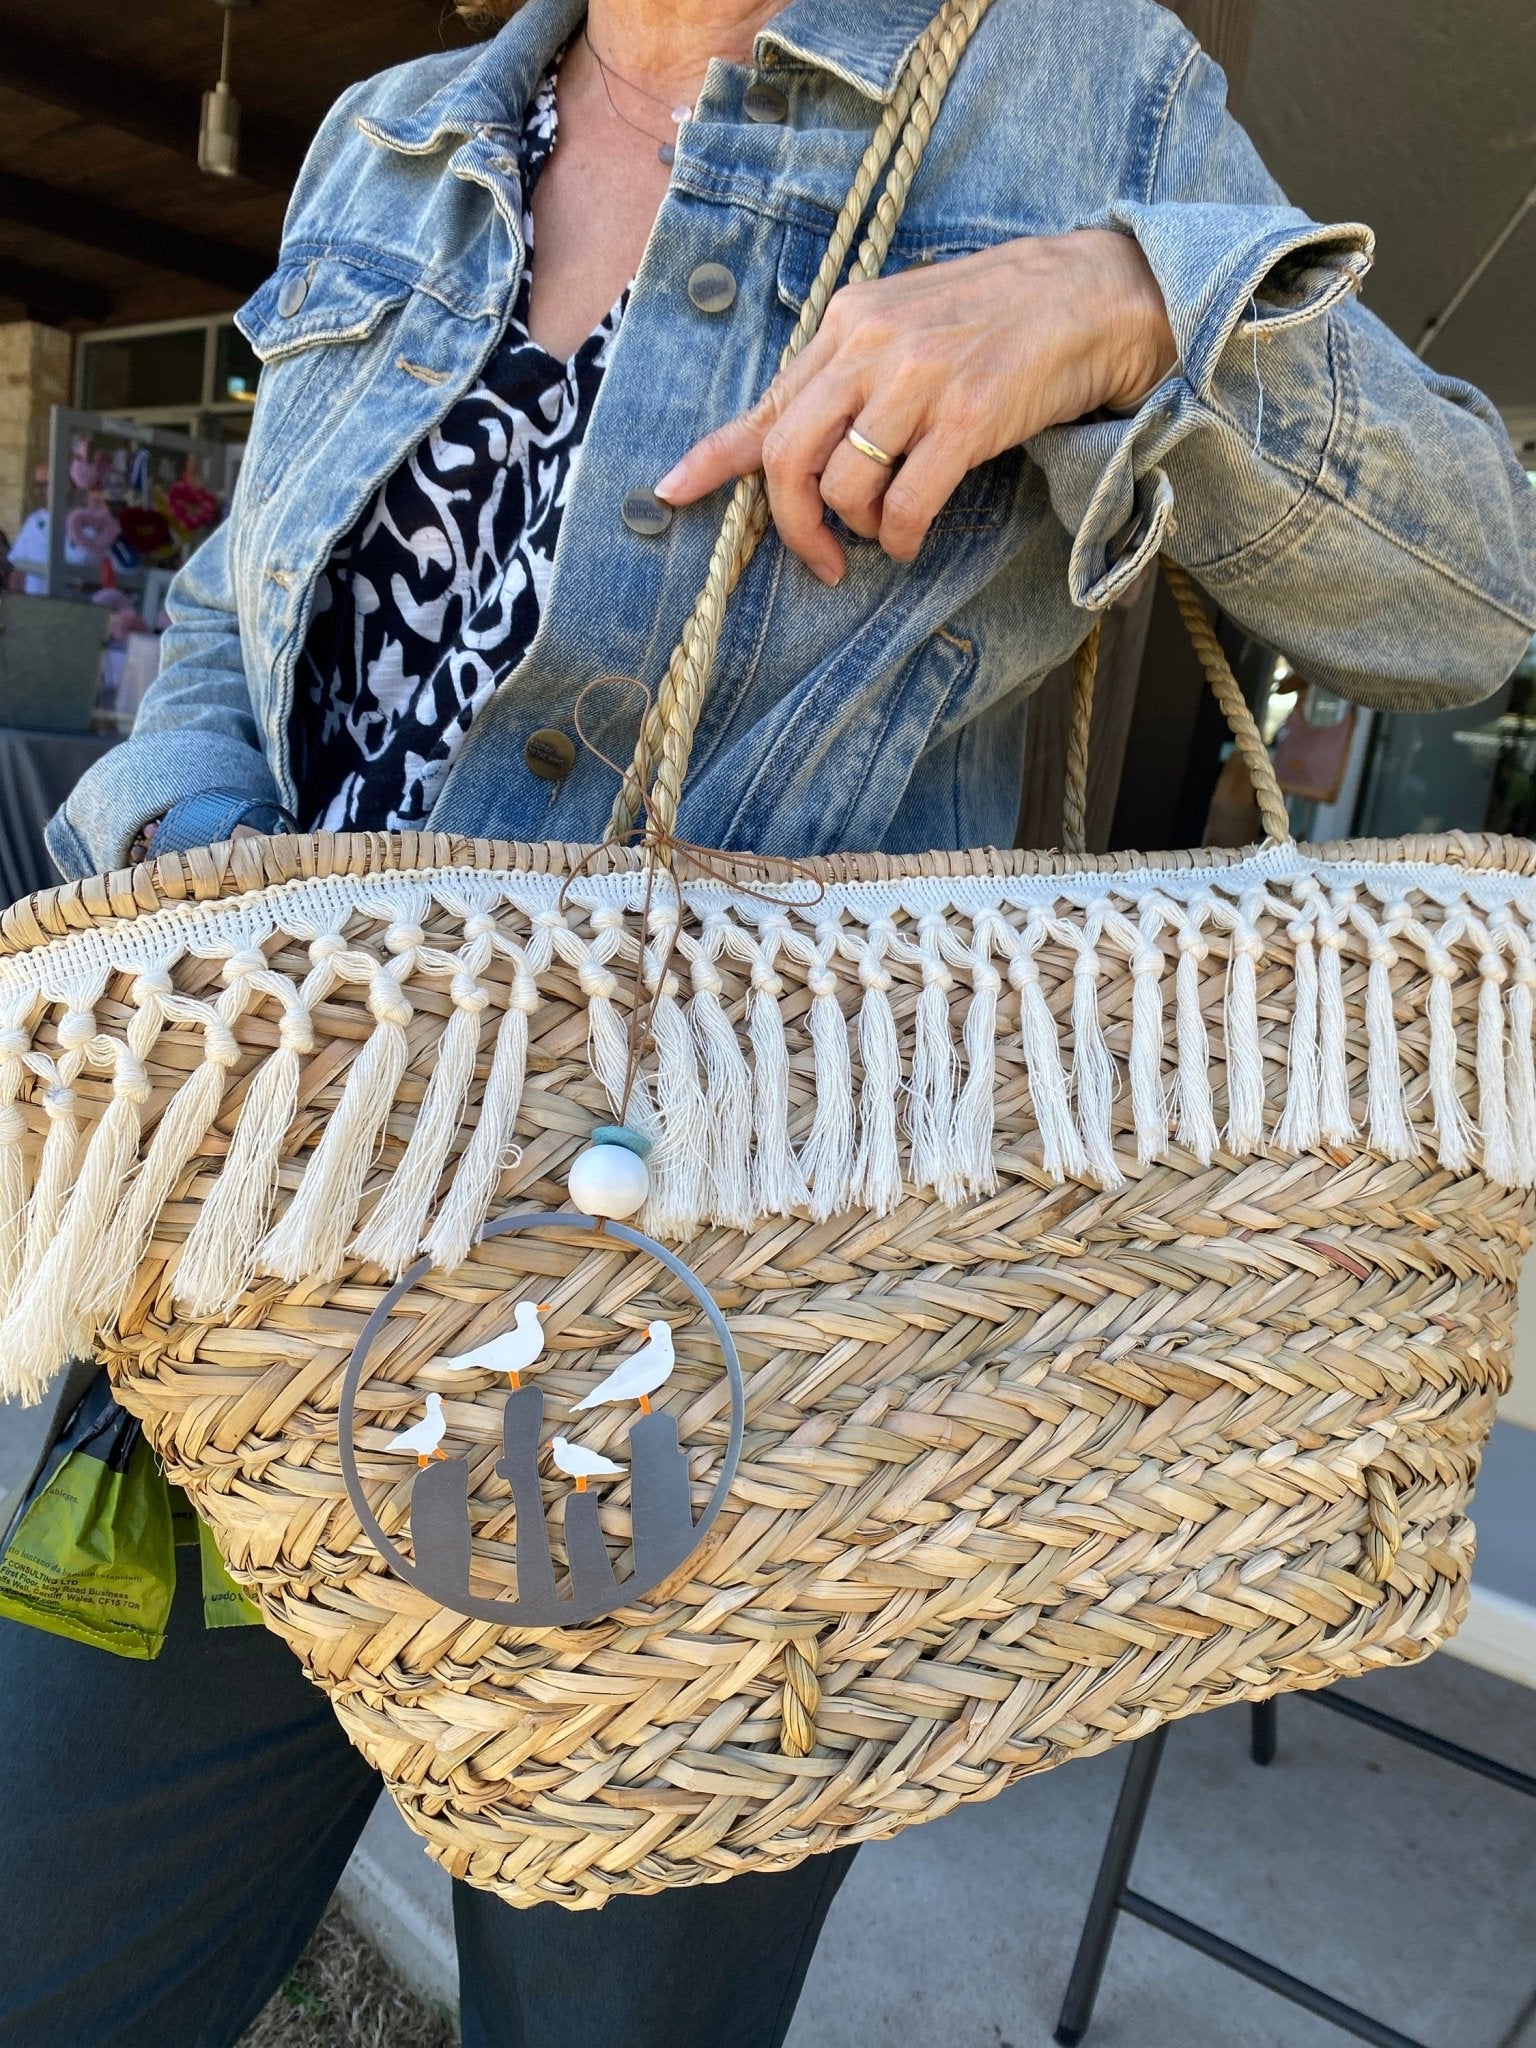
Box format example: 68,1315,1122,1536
10,0,1534,2044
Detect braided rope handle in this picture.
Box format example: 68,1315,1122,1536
1061,559,1293,854
608,0,997,844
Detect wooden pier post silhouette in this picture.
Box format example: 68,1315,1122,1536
498,1384,557,1610
629,1408,695,1587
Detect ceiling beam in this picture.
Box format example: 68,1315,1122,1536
0,255,110,323
0,21,307,195
0,173,270,294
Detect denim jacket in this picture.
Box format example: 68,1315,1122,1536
48,0,1536,879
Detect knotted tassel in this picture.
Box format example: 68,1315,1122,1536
1316,904,1356,1146
1424,940,1475,1174
1223,919,1267,1156
2,993,162,1399
646,954,710,1238
745,939,810,1218
1070,936,1122,1189
259,955,415,1287
353,979,488,1276
1171,922,1217,1166
1505,950,1536,1188
800,947,856,1220
1361,920,1418,1162
853,927,903,1215
0,1010,36,1317
425,971,536,1273
692,944,757,1229
1009,929,1085,1184
1274,910,1320,1155
83,1007,244,1327
909,919,961,1203
952,926,1002,1199
1128,925,1169,1166
1477,946,1516,1186
13,1002,99,1306
175,1003,314,1316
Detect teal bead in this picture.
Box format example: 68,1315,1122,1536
591,1124,653,1160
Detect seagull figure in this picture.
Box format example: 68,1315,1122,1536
383,1392,448,1467
439,1301,552,1387
550,1436,627,1493
572,1321,676,1416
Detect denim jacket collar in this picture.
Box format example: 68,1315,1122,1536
756,0,939,100
358,0,586,153
359,0,937,158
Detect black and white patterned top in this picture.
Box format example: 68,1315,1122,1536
291,69,626,831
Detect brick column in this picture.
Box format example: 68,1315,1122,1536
0,322,72,545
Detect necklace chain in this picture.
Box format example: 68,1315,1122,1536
581,28,699,163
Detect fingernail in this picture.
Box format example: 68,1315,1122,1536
814,563,845,588
654,466,685,501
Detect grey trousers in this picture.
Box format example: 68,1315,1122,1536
0,1562,855,2047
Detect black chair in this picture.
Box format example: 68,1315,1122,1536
1055,1691,1536,2048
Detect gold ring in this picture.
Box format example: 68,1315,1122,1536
846,426,898,468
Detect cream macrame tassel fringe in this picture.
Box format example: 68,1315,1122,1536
1275,913,1320,1155
3,856,1536,1405
82,1011,242,1328
745,938,810,1217
909,920,961,1203
689,928,756,1229
1009,924,1084,1185
1126,914,1169,1167
0,966,185,1394
853,927,904,1214
801,943,857,1220
424,987,533,1274
1172,924,1218,1164
951,919,1002,1199
1222,909,1267,1156
1070,936,1122,1191
259,957,414,1286
0,1004,36,1315
1478,953,1516,1188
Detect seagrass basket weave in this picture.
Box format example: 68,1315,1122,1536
1,0,1532,1911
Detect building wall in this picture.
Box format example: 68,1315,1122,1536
0,323,71,544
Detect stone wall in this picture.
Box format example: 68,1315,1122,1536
0,323,72,545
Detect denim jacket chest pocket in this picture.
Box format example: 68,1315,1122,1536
235,254,417,498
775,222,1014,534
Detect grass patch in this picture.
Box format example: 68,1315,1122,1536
239,1904,457,2048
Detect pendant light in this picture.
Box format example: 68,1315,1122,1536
199,0,255,179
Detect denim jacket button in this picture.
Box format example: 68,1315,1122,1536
687,262,738,315
523,728,578,781
621,488,674,537
743,80,789,123
277,271,310,318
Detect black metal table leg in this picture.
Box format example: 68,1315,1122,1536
1053,1725,1171,2046
1251,1697,1278,1767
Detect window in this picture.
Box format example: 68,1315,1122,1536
76,317,259,443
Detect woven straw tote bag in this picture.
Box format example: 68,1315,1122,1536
2,0,1534,1911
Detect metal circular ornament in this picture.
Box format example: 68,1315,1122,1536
339,1212,745,1627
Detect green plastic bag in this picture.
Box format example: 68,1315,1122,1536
0,1377,175,1659
0,1381,261,1657
197,1514,262,1630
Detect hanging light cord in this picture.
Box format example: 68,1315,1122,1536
219,4,234,88
1416,175,1536,359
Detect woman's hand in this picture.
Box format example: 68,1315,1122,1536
654,228,1176,584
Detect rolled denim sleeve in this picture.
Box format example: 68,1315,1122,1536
45,515,281,881
1028,40,1536,711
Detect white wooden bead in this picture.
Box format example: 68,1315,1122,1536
568,1142,650,1219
